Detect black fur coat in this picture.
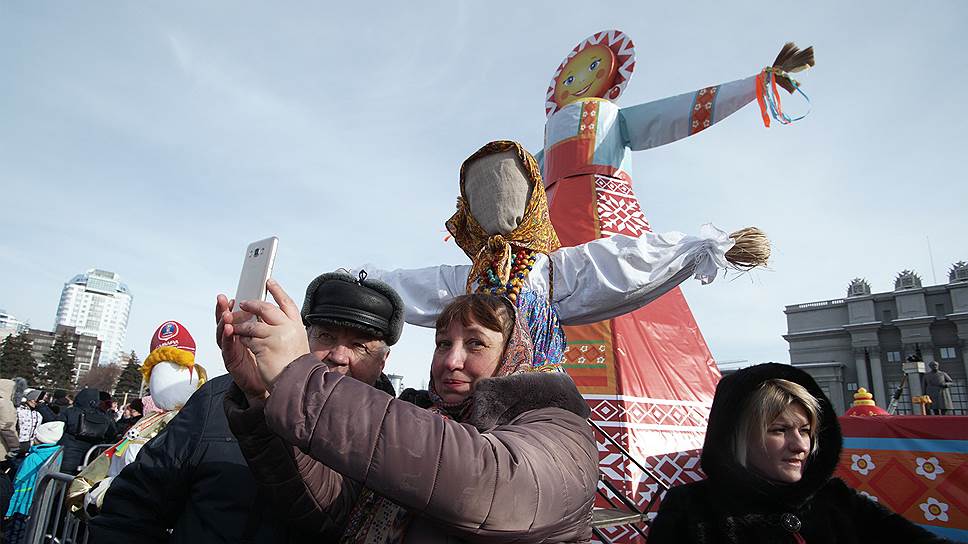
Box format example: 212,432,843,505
648,363,951,544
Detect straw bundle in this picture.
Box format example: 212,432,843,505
726,227,771,270
771,42,815,93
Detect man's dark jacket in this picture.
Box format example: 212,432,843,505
89,374,290,543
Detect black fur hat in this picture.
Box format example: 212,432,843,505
300,270,405,346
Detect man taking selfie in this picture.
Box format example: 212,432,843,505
92,271,401,543
220,270,404,538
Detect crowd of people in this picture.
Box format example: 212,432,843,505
0,379,146,540
3,141,960,543
0,275,956,542
0,382,145,477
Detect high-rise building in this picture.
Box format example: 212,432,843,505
26,325,102,384
784,262,968,415
55,269,132,366
0,309,29,343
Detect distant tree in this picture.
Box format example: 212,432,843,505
77,364,123,393
0,333,37,383
115,350,143,397
41,334,75,391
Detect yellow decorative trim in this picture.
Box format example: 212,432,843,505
141,346,206,387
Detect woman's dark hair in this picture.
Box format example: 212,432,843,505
435,295,515,343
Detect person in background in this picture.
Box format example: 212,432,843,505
0,380,21,461
3,421,65,542
56,389,117,475
117,399,143,435
648,363,952,543
16,390,44,455
98,392,119,421
33,390,58,424
49,390,72,416
0,379,19,524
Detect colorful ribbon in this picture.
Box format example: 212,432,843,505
755,68,811,127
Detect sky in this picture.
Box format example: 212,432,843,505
2,1,966,389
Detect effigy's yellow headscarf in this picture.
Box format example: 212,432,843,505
445,140,561,294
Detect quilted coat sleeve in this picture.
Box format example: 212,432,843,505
223,383,360,538
265,355,598,543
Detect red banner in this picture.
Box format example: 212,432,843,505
835,416,968,542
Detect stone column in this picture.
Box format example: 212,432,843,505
854,350,870,391
962,339,968,384
952,317,968,380
868,349,888,409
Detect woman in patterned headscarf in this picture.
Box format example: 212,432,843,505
224,292,599,543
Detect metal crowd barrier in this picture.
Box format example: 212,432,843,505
22,471,86,544
81,444,113,469
13,443,111,544
13,430,669,543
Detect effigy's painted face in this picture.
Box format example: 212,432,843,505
554,44,617,107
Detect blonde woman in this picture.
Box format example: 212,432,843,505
649,363,951,544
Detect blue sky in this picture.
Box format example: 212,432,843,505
2,1,965,388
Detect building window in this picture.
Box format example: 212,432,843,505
940,347,957,360
882,309,893,322
935,304,947,317
886,351,902,363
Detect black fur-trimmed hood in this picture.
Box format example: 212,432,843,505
701,363,842,510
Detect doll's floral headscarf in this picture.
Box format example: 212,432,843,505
445,140,561,294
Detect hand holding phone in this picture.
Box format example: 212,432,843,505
233,237,278,322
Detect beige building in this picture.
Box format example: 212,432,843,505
784,263,968,415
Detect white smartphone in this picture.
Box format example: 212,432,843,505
233,236,279,321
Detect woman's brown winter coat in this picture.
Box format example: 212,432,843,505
225,354,598,543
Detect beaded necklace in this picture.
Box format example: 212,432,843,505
480,247,537,303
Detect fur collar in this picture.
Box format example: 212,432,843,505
464,372,589,430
